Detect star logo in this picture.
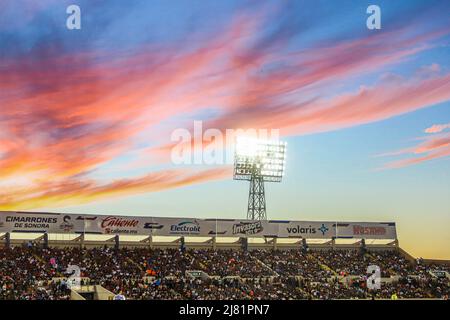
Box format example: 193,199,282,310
318,223,329,235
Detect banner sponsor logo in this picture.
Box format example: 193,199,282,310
286,225,317,235
100,216,139,234
208,230,227,235
353,225,386,236
6,215,58,230
285,223,330,237
76,216,97,221
59,215,74,232
143,222,164,230
318,224,329,235
286,223,330,236
232,221,263,235
170,220,200,235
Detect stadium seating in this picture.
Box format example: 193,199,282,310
0,245,448,300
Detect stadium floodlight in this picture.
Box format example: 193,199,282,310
233,137,287,220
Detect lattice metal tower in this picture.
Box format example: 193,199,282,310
234,138,286,220
247,163,266,220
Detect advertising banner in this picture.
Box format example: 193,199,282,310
0,211,82,234
0,211,397,239
277,221,336,239
335,222,397,239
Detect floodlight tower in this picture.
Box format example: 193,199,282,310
233,138,287,220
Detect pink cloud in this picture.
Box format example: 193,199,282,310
378,133,450,169
148,71,450,165
0,167,231,210
425,123,450,133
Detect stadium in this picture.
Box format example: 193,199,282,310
1,0,450,306
1,211,448,300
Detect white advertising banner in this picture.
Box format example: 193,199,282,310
0,212,397,239
276,221,336,239
334,222,397,239
0,211,83,234
143,218,217,237
213,219,280,238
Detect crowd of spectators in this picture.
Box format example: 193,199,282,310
0,245,448,300
251,249,331,279
309,250,414,277
0,246,71,299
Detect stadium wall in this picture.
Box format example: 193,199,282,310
2,236,399,252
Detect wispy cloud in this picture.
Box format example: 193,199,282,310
378,133,450,169
0,167,230,210
424,123,450,133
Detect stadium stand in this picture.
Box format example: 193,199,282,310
1,243,448,300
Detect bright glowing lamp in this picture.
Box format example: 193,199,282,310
233,137,287,220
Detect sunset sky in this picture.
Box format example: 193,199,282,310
0,0,449,259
